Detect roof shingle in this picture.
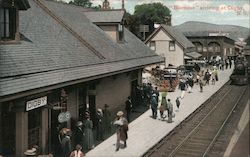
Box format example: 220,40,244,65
0,0,163,97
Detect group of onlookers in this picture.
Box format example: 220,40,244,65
54,103,113,157
53,59,233,156
147,58,233,123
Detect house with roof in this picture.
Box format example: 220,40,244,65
145,24,200,67
0,0,163,156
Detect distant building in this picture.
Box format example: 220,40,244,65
145,24,200,67
187,33,235,59
0,0,163,156
175,21,250,59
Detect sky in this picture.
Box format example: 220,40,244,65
63,0,250,28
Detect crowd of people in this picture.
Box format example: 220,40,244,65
53,103,113,157
53,102,131,156
144,57,234,124
51,58,233,156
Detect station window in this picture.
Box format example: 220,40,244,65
0,8,17,40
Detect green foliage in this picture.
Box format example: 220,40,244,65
125,2,171,40
134,3,171,24
69,0,92,8
124,12,140,36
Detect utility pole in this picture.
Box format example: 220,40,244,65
122,0,124,10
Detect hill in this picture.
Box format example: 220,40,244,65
174,21,250,42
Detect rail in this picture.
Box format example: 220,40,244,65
202,86,247,157
167,85,247,157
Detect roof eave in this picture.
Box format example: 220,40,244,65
0,59,163,102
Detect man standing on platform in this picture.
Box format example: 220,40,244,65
153,87,159,102
125,96,133,122
150,93,158,119
167,99,173,123
103,104,112,137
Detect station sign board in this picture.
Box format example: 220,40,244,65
26,96,47,111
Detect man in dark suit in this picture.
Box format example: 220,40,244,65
125,96,133,122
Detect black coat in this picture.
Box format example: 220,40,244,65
125,99,132,112
74,127,84,146
179,82,186,91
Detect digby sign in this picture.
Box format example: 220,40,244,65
26,96,47,111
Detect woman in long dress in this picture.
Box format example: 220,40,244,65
113,111,128,151
83,114,95,150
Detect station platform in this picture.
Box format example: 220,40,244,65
86,68,234,157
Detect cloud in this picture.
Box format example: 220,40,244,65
174,0,210,9
243,3,250,12
90,0,102,5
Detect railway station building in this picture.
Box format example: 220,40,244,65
0,0,163,156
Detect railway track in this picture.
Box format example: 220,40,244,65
143,83,249,157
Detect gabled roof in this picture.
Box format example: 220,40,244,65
145,24,195,49
0,0,163,99
83,9,125,23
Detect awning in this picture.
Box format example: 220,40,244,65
185,52,202,59
184,56,191,59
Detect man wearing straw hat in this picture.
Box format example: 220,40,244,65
113,111,128,151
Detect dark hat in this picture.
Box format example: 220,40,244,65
128,96,131,99
76,144,82,150
104,104,109,108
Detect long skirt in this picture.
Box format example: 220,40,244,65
83,128,95,150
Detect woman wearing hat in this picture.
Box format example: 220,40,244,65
83,112,95,150
113,111,128,151
60,128,72,157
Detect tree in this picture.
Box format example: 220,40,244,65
69,0,93,8
128,3,171,40
124,12,140,37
